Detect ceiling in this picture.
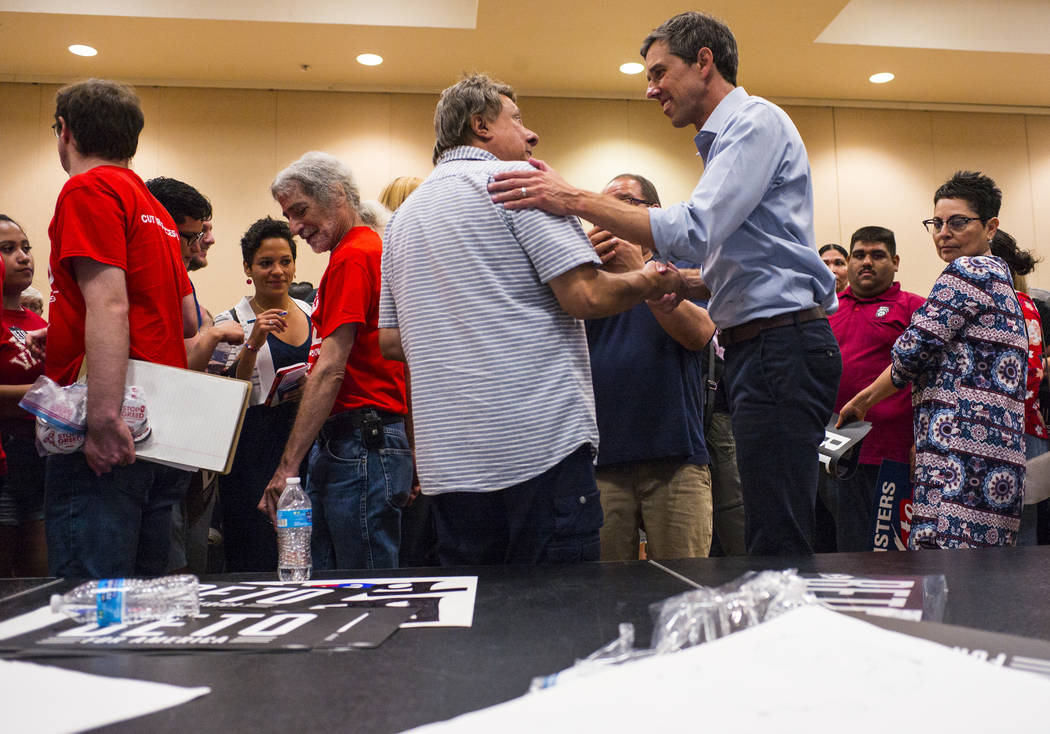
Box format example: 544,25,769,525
2,0,1049,109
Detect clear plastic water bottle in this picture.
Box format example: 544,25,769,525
276,476,312,581
50,574,199,627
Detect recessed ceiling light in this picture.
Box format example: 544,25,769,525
619,62,644,75
356,53,383,67
68,44,98,57
869,72,895,84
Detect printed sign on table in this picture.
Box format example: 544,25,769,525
0,576,478,655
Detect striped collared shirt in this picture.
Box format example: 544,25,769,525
380,146,601,494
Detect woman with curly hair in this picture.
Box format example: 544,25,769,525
210,217,314,571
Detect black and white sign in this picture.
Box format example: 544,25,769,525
0,576,478,655
818,416,872,479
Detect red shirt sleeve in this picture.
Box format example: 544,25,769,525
314,250,374,340
53,182,130,271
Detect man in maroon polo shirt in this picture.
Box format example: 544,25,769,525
828,226,925,551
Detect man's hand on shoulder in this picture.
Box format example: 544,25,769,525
488,158,576,216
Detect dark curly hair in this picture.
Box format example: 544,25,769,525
934,171,1001,222
145,177,212,224
240,217,296,265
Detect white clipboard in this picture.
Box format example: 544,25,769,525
123,359,251,474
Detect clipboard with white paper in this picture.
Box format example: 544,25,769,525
122,359,251,474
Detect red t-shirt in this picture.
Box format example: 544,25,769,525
830,282,926,465
309,226,406,416
46,166,192,385
0,307,48,389
1017,291,1048,440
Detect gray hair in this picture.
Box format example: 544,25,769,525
271,151,362,213
433,73,516,164
359,199,392,236
21,285,43,301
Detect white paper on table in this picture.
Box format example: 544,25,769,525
402,605,1050,733
2,659,210,734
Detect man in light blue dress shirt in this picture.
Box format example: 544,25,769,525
490,12,841,556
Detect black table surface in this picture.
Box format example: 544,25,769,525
4,546,1050,733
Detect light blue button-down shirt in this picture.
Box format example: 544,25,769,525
649,87,837,329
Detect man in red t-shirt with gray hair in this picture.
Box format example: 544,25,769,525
45,79,199,579
261,151,411,571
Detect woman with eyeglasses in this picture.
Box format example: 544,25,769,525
0,215,49,576
209,217,314,571
839,171,1027,549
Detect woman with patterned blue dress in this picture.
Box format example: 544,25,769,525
840,172,1027,548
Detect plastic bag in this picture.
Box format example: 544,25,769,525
530,569,817,691
19,376,151,456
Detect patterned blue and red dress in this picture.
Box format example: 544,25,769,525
891,255,1027,548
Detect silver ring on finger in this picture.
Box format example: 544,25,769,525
520,186,527,199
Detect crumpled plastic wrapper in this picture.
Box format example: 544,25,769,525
530,569,817,691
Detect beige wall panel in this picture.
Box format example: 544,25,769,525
2,85,53,300
785,105,839,249
144,87,279,314
833,108,941,297
130,85,163,181
1026,115,1050,292
273,91,393,289
275,90,391,196
523,97,631,193
386,93,439,188
930,112,1037,279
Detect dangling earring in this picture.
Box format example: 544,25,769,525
246,278,252,285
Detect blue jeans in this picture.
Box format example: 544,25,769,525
724,318,841,556
306,415,412,570
431,444,602,566
45,453,192,579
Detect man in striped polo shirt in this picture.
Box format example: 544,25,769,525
379,74,683,566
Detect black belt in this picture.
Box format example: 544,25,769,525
320,407,403,438
719,306,827,347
